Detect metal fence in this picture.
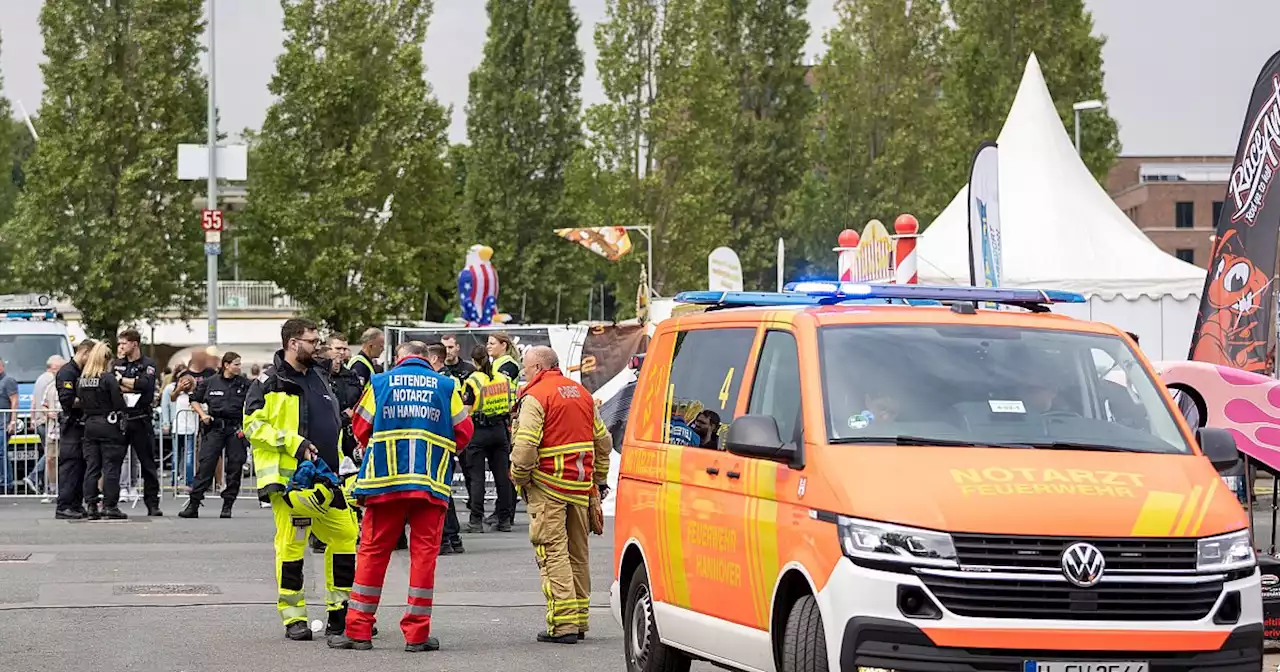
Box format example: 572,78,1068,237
0,408,259,504
2,406,500,507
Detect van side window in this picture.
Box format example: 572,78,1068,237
665,328,755,449
748,331,802,443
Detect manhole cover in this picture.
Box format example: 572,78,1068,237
113,584,222,596
0,552,31,562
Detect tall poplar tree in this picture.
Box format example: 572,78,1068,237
4,0,208,336
718,0,813,290
239,0,453,334
940,0,1121,184
576,0,735,296
801,0,949,238
464,0,588,321
0,33,16,229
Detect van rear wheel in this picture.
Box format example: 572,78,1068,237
624,569,691,672
780,594,828,672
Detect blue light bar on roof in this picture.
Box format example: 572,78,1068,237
0,310,57,320
673,283,1085,308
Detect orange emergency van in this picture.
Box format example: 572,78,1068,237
612,283,1260,672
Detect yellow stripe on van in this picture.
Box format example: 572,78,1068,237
1130,491,1186,536
1191,478,1219,535
663,483,689,608
1173,485,1203,536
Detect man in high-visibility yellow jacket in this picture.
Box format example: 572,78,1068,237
245,318,359,642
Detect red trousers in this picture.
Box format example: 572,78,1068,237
345,495,445,643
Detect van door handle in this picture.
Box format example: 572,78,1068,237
705,466,720,476
726,470,741,479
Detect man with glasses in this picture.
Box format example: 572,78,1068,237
244,318,359,642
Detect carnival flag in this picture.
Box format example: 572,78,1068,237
555,226,634,261
1189,50,1280,375
967,142,1003,303
708,247,744,291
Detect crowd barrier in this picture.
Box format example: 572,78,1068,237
1,408,500,505
0,408,258,504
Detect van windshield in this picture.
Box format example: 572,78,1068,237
0,334,71,384
820,324,1191,454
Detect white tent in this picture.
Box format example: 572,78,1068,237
917,53,1206,360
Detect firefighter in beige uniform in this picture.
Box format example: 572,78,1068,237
509,346,611,644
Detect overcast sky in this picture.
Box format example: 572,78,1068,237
1,0,1278,156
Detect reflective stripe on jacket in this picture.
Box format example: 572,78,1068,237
244,354,312,502
509,367,612,507
465,370,515,418
351,357,468,503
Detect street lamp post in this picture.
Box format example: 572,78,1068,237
206,0,219,346
1072,99,1104,154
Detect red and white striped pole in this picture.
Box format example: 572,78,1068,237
893,214,919,285
835,229,859,282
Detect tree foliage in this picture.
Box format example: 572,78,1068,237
794,0,950,250
463,0,589,322
4,0,208,338
939,0,1121,185
238,0,454,335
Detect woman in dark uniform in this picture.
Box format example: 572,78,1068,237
77,342,129,520
179,352,252,519
461,344,517,532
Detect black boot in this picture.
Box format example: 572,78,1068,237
85,503,101,521
466,516,485,533
405,637,440,652
326,634,372,650
146,502,163,516
439,544,455,556
101,507,128,520
495,520,513,532
178,499,200,519
220,500,233,519
284,621,313,641
325,607,347,636
536,632,578,644
55,508,86,520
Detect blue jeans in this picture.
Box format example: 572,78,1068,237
174,434,196,488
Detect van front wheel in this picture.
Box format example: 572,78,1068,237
780,594,828,672
624,569,692,672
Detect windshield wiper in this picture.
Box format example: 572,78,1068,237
1021,440,1148,453
831,435,1033,449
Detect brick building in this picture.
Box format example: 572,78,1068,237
1107,156,1232,269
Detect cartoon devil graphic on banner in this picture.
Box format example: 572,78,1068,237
1189,50,1280,375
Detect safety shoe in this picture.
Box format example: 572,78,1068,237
484,513,498,526
495,520,513,532
284,621,313,641
101,507,128,520
466,517,485,533
220,501,233,519
326,634,372,650
146,504,164,517
178,500,200,519
55,508,86,520
536,632,578,644
439,544,454,556
86,505,102,521
405,637,440,652
451,541,466,554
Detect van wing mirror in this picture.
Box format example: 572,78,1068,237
1197,427,1241,472
725,415,795,462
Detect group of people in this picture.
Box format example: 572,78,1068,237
238,319,611,651
51,330,167,519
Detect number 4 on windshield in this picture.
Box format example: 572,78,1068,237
718,368,735,410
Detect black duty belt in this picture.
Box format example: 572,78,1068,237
473,413,511,428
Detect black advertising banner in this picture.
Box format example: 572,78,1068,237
573,323,648,393
1189,50,1280,374
397,327,551,360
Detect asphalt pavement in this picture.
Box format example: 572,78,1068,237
2,496,1277,672
0,497,710,672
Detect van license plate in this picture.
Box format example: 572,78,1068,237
1029,662,1148,672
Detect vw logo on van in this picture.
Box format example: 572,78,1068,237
1061,543,1106,587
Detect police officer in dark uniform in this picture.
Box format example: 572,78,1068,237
54,339,95,519
78,341,130,520
113,329,163,516
179,352,252,519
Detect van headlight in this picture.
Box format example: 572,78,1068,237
837,516,958,568
1197,530,1255,572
